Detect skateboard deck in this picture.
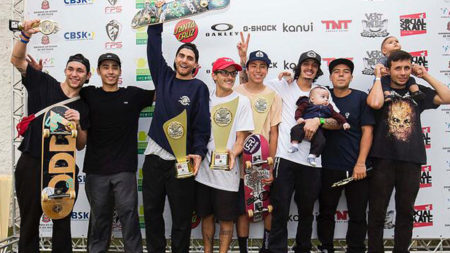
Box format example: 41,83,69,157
242,134,273,222
131,0,230,29
41,105,77,220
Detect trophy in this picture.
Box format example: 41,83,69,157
210,97,239,170
163,110,193,179
250,92,275,134
9,20,59,35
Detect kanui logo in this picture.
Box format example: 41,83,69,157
422,127,431,149
400,13,427,36
361,13,389,38
322,57,354,66
410,50,428,70
321,20,352,32
105,20,122,49
362,50,383,75
420,165,432,188
173,19,198,43
413,204,433,228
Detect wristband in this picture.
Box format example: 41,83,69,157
20,38,29,44
21,31,30,39
319,118,325,125
375,77,381,81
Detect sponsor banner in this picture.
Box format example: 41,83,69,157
400,13,427,36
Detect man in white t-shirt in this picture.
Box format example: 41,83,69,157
195,57,254,253
266,51,341,253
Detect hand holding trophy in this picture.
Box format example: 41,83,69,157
9,19,59,35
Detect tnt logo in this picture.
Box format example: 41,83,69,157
64,31,95,41
322,20,352,32
323,57,354,66
422,127,431,149
362,50,383,75
410,50,428,70
413,204,433,228
335,210,349,223
400,13,427,36
420,165,432,188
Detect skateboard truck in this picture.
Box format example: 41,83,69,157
245,157,273,170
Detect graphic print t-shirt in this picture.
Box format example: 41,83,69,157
370,84,438,164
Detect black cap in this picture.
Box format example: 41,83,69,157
294,50,323,81
97,53,121,67
246,50,271,67
67,53,90,84
328,58,354,74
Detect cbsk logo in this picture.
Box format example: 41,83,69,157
321,20,352,32
410,50,428,70
323,57,354,66
413,204,433,228
400,13,427,36
420,165,432,188
64,31,95,41
71,211,89,220
64,0,94,5
422,127,431,149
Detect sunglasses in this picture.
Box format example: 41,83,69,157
215,69,238,77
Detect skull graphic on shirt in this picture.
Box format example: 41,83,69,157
387,100,414,142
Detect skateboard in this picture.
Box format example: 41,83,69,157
242,134,273,222
131,0,231,29
41,105,77,220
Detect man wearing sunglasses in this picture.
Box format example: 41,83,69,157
195,57,254,253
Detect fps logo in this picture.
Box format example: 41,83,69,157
413,204,433,228
361,13,389,38
322,20,352,32
64,31,95,41
362,50,383,75
400,13,427,36
105,20,122,49
105,0,122,13
420,165,432,188
422,127,431,149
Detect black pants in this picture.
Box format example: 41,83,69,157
368,159,421,253
268,158,321,253
15,152,79,253
317,168,369,253
290,124,326,156
142,155,195,253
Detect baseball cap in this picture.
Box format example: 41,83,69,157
328,58,354,74
294,50,323,80
212,57,242,72
246,50,271,67
97,53,121,67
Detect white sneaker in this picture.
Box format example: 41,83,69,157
307,154,317,167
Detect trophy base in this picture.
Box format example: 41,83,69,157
210,152,230,171
175,160,194,179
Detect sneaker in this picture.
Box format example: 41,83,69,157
288,146,298,153
411,90,425,101
307,155,317,167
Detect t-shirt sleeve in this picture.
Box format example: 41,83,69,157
265,78,285,95
236,96,254,132
131,86,155,109
359,92,376,126
79,103,90,131
270,94,282,127
23,64,56,94
418,84,439,111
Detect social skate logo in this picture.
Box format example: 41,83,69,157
321,20,352,32
243,135,261,155
322,57,354,66
362,50,383,75
410,50,428,70
422,127,431,149
105,0,122,14
413,204,433,228
105,20,123,49
420,165,432,188
361,13,389,38
400,13,427,36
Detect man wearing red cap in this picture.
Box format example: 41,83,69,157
195,57,254,253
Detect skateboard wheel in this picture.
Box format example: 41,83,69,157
69,191,76,199
71,129,77,138
268,205,273,213
200,0,208,8
245,161,252,169
247,209,254,218
42,193,49,202
43,129,50,138
267,157,273,165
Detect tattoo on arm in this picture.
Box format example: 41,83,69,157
323,118,340,129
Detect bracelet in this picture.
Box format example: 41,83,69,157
21,31,30,39
20,38,29,44
319,118,325,125
375,77,381,81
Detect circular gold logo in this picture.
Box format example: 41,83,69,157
167,121,184,139
214,108,232,127
40,20,58,35
254,97,268,113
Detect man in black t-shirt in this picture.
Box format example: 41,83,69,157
317,59,375,253
366,50,450,252
80,53,154,253
10,19,90,253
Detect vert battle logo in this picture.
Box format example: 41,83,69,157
361,13,389,38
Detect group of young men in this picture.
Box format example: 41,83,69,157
11,19,450,253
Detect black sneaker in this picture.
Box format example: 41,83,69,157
411,90,426,101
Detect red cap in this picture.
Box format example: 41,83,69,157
212,57,242,72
